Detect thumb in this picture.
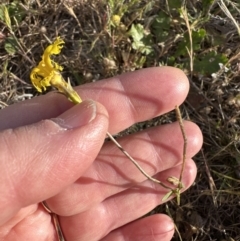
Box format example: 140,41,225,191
0,100,108,225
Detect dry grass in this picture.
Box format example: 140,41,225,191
1,0,240,240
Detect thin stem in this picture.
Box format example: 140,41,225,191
42,202,66,241
106,131,172,190
175,106,187,185
52,214,66,241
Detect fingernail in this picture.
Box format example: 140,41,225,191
52,100,96,129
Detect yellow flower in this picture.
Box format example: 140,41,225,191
111,14,121,27
30,37,82,104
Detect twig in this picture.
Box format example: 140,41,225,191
180,6,193,74
52,214,66,241
175,106,187,185
42,202,66,241
218,0,240,37
201,149,218,207
106,131,171,190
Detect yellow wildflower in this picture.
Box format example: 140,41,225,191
111,15,121,27
30,37,82,104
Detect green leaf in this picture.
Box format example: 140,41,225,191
175,29,206,57
0,2,25,27
9,3,24,22
4,36,18,54
135,55,146,68
128,24,153,55
2,5,11,30
0,5,4,21
151,11,171,42
128,24,145,43
194,51,228,75
162,190,173,202
167,56,176,66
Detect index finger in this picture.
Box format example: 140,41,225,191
0,67,189,133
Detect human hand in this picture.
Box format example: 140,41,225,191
0,67,202,241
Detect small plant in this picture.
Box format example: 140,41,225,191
0,2,25,54
30,36,188,241
128,23,153,55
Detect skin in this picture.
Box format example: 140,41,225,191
0,67,203,241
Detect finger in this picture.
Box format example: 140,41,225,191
100,214,174,241
0,67,189,134
46,121,202,215
0,100,108,225
78,66,189,133
60,159,196,241
0,205,56,240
